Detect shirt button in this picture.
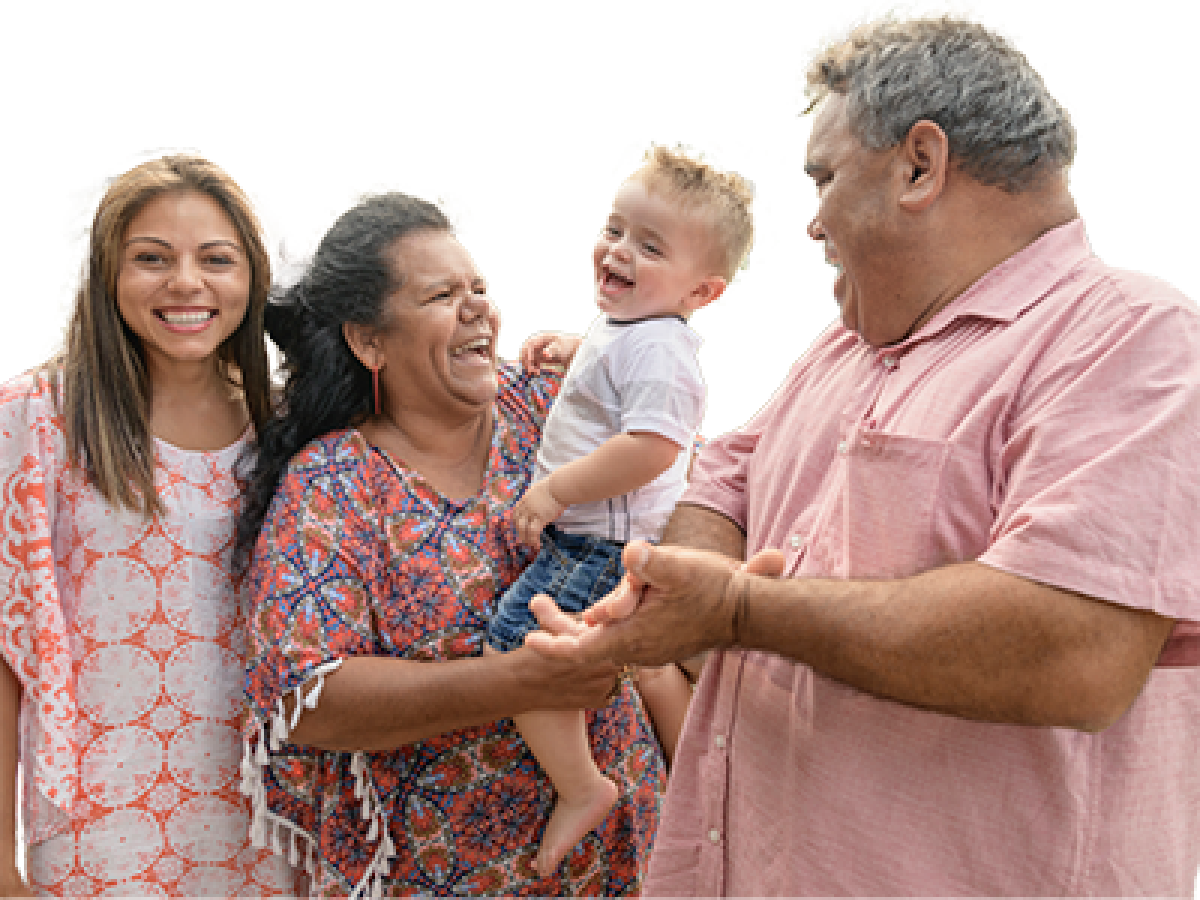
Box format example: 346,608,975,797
708,828,722,844
789,535,802,549
714,734,726,748
837,440,849,455
882,356,897,369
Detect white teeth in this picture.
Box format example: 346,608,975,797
452,338,490,356
160,310,214,325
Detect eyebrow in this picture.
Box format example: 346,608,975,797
803,162,826,179
423,275,485,291
123,236,243,252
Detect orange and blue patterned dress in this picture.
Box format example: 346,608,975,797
242,364,664,897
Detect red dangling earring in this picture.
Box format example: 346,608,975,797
372,366,381,417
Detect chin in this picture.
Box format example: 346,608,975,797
468,373,501,403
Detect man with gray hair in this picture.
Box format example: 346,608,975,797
529,15,1200,896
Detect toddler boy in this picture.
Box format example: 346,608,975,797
486,144,754,877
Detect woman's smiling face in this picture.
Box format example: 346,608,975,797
116,190,250,375
376,230,500,419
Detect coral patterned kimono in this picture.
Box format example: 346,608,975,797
242,364,664,898
0,372,298,897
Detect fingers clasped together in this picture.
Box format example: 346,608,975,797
524,540,786,679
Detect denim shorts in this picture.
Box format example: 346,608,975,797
487,525,624,652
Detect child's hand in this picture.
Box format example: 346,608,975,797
513,478,566,547
520,332,583,372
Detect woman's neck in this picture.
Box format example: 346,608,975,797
147,357,248,452
363,405,495,501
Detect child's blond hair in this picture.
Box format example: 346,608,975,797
632,144,754,282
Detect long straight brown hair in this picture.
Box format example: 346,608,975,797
46,155,272,517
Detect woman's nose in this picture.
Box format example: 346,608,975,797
462,290,491,321
168,257,203,292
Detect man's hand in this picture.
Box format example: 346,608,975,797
512,478,565,548
525,540,785,665
519,332,583,372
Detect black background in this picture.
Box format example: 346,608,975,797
21,6,1190,444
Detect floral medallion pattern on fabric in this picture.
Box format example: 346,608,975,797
0,373,299,897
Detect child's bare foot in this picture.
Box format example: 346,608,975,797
536,774,620,877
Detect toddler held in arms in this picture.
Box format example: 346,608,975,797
485,145,754,876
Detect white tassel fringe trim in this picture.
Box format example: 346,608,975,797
240,659,400,899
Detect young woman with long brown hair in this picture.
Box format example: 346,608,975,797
0,155,299,897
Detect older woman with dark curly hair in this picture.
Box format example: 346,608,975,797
237,192,664,898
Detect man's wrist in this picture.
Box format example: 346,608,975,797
726,569,749,647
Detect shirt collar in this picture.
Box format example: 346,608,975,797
899,217,1093,346
606,314,687,326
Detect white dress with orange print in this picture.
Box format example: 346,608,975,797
0,372,299,898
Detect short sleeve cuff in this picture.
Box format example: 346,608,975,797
679,479,748,532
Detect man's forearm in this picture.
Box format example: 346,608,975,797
660,501,745,558
734,559,1174,730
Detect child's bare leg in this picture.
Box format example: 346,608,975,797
483,645,617,874
514,707,619,876
632,663,693,764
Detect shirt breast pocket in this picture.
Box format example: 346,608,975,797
839,430,987,579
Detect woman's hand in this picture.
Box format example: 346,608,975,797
509,642,622,711
0,866,33,897
520,332,582,372
512,478,565,548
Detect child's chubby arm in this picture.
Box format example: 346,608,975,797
511,431,681,548
520,332,583,373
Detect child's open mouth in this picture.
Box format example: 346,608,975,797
603,271,633,290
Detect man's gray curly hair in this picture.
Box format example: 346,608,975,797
806,17,1076,192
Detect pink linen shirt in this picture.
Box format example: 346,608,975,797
648,219,1200,897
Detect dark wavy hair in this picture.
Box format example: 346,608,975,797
236,192,452,566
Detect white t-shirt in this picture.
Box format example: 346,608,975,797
534,315,705,543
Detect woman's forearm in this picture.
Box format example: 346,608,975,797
286,646,619,752
0,656,28,895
